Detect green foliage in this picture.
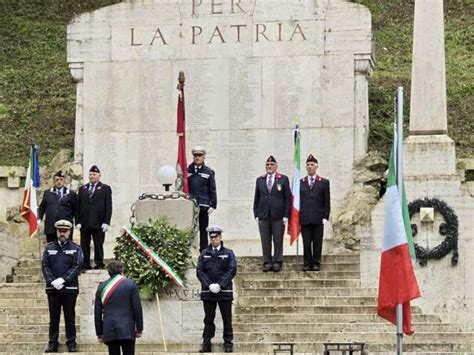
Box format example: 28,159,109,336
0,0,472,165
113,218,195,297
351,0,473,159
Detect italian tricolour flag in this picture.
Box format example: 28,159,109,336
288,126,300,245
377,148,421,335
21,144,40,238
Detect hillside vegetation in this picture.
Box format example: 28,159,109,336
0,0,472,166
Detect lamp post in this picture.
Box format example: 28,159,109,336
158,165,177,192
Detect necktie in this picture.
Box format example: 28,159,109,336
213,248,218,255
310,176,315,189
57,188,63,199
267,175,273,193
88,184,95,197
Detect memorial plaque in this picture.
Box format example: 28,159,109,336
68,0,374,257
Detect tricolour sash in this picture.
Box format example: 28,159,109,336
100,274,126,306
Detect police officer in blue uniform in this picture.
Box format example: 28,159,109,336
197,225,237,353
42,220,84,353
188,146,217,252
94,260,143,355
38,170,77,243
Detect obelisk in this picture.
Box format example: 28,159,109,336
404,0,456,176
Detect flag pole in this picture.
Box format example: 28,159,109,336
395,86,404,354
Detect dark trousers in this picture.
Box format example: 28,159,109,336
198,207,210,252
301,224,324,267
105,339,135,355
202,300,233,344
258,218,284,265
80,229,105,268
47,293,78,346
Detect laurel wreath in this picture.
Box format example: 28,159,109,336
408,197,459,266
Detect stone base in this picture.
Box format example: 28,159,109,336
404,135,456,176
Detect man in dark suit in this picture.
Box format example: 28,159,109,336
42,219,83,353
253,156,291,272
38,170,77,243
94,260,143,355
299,154,331,271
197,225,237,353
188,146,218,252
76,165,112,270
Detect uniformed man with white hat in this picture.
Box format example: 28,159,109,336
188,146,217,252
196,225,237,353
42,220,84,353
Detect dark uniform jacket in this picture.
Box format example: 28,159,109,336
253,172,291,220
299,175,330,225
42,239,83,294
197,243,237,302
38,188,76,235
76,181,113,230
187,163,217,209
94,276,143,343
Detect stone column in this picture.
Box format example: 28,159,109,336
69,62,84,162
405,0,456,176
353,55,374,159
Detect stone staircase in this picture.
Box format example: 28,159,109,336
0,254,472,354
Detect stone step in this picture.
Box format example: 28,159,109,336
237,271,360,280
0,306,55,316
0,314,55,325
238,287,377,297
0,290,43,299
12,267,42,276
238,262,360,273
238,254,360,265
237,313,446,324
232,322,461,333
240,279,361,289
0,340,470,353
233,331,474,343
12,275,43,283
0,298,50,307
234,305,389,315
237,296,377,306
0,323,80,333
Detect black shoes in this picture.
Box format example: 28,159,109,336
44,344,58,353
224,343,234,352
272,264,281,272
303,265,311,272
81,266,92,272
263,264,272,272
199,339,212,353
93,265,105,270
312,264,320,271
67,344,77,352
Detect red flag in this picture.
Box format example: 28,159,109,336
176,72,189,193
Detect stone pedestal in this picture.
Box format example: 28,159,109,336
404,135,456,177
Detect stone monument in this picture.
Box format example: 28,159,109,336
361,0,474,331
67,0,374,257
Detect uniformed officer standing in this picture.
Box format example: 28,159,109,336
38,170,77,242
42,220,84,353
196,225,237,353
299,154,331,271
188,146,217,252
94,260,143,355
253,156,291,272
76,165,112,270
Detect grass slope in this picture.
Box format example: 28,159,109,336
0,0,472,166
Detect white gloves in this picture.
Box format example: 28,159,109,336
209,283,221,293
51,278,65,290
101,223,110,232
37,219,41,226
283,217,289,225
322,219,329,225
75,224,81,230
207,207,215,216
255,217,259,222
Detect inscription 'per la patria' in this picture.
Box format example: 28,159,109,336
129,0,308,46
